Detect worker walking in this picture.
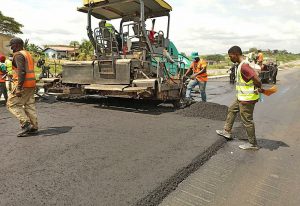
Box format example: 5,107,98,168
216,46,264,150
184,52,208,102
6,37,38,137
0,55,8,103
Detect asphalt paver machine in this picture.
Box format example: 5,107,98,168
47,0,189,106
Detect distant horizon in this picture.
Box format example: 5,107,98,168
1,0,300,54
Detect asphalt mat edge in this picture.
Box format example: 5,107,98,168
134,137,226,206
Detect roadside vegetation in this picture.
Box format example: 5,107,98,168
199,49,300,74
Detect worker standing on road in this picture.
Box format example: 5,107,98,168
5,54,13,93
0,55,8,103
184,52,208,102
216,46,264,150
6,37,38,137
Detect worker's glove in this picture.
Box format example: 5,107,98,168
15,88,23,97
258,88,265,93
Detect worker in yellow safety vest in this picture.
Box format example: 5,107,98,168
5,54,13,92
6,37,38,137
216,46,264,150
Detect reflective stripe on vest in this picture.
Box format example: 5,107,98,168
192,60,208,82
12,50,36,88
236,60,259,101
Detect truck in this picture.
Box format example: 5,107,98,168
42,0,191,107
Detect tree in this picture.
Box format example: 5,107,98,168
24,39,44,57
0,11,23,35
78,39,94,60
249,47,258,53
69,41,80,60
69,41,80,47
205,54,225,63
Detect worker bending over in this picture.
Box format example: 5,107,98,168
184,52,208,102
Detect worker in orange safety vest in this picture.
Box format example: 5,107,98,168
184,52,208,102
6,37,38,137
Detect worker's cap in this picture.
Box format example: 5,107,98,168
191,52,200,59
7,37,24,47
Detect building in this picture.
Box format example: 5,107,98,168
0,33,13,56
43,45,79,59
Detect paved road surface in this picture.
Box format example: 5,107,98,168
0,82,228,205
1,68,298,206
161,68,300,206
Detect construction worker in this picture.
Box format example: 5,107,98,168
99,20,119,35
184,52,208,102
216,46,264,150
5,54,13,92
6,37,38,137
0,55,8,103
246,52,255,63
5,54,13,74
99,20,122,51
256,50,264,69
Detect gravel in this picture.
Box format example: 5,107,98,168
176,102,229,121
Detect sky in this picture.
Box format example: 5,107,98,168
1,0,300,55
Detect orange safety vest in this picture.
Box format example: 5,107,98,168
0,63,5,83
257,52,263,62
191,59,208,82
12,50,36,88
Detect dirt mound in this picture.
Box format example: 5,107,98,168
176,102,229,121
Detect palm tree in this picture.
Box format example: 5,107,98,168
69,41,80,60
78,39,94,60
24,39,44,58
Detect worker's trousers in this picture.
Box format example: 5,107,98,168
7,87,38,129
224,99,257,145
0,82,8,102
185,79,207,102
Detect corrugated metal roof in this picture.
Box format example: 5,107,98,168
43,46,78,52
78,0,172,20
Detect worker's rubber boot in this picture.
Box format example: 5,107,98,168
216,129,233,140
239,143,260,150
17,122,33,137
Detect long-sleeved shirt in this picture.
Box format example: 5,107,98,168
12,52,26,89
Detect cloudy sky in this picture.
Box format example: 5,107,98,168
1,0,300,55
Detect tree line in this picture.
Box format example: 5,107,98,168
0,11,94,61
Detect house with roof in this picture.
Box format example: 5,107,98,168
0,33,13,56
43,45,79,59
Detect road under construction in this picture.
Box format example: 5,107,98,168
1,67,299,205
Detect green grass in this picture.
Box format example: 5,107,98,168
208,62,230,70
269,53,300,63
